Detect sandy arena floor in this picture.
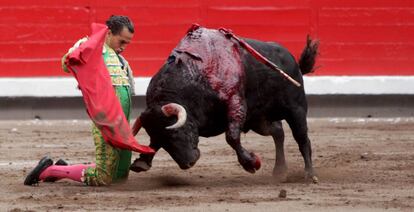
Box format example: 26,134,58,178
0,118,413,211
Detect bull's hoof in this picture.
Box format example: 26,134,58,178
252,153,261,170
130,159,151,173
240,152,261,174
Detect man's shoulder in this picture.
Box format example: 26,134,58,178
61,36,89,73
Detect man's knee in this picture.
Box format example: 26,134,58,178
100,175,114,186
84,168,113,186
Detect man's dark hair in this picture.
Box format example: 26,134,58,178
106,15,134,35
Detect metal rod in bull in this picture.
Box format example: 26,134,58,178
219,28,301,87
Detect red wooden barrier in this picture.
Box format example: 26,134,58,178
0,0,413,77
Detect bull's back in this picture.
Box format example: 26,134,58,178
241,39,307,124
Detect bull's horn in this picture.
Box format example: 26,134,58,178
161,103,187,129
132,116,142,136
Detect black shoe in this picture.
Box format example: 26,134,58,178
43,159,68,183
24,156,53,186
55,159,68,166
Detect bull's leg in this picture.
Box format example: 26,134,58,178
225,96,260,173
225,129,260,173
269,121,288,180
286,109,318,183
252,120,287,181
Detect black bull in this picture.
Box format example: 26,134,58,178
130,25,319,183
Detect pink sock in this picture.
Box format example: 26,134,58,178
39,163,96,183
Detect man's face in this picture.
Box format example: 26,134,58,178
106,26,133,54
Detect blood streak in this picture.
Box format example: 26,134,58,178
173,24,245,122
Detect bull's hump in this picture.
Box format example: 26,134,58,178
177,27,245,101
178,28,218,61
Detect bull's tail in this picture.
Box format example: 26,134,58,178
299,35,319,75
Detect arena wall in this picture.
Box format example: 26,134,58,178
0,1,413,118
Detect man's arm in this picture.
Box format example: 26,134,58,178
61,37,88,73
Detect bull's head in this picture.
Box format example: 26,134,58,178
136,103,201,169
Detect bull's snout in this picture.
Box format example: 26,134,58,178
178,161,197,170
177,148,200,170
